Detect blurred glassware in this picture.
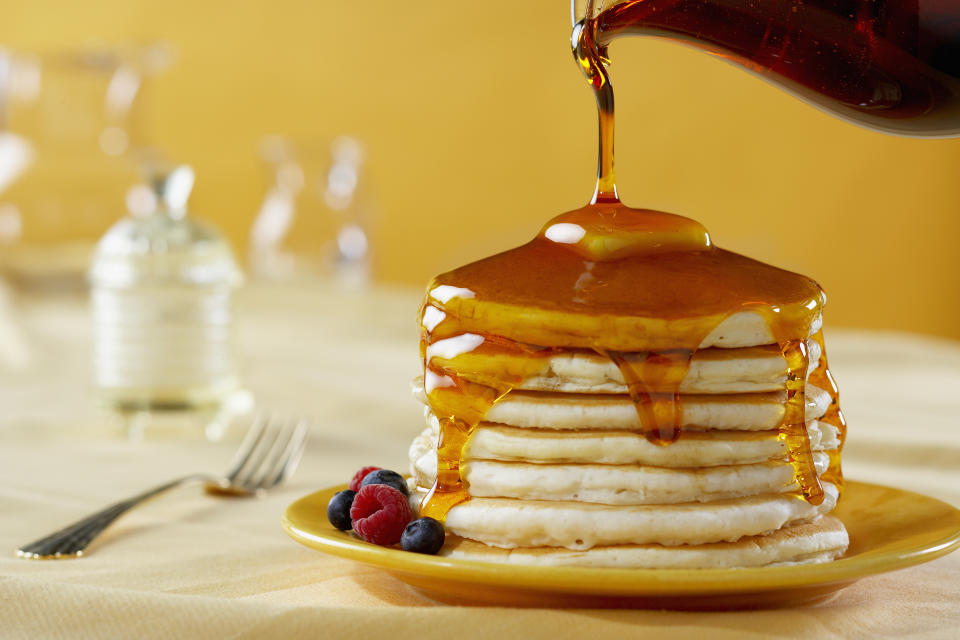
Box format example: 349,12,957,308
249,135,374,288
89,164,246,437
0,43,173,291
0,277,31,371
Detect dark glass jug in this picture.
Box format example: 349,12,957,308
573,0,960,137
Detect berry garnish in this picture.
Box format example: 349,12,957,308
401,517,445,555
359,469,409,496
327,490,356,531
350,484,412,545
348,466,381,492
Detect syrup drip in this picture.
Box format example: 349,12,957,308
599,349,693,446
778,338,824,505
419,367,510,521
808,330,847,493
419,309,557,521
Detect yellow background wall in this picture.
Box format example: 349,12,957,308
3,1,959,339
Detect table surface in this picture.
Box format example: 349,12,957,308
1,282,959,639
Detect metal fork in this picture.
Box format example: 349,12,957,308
16,414,309,559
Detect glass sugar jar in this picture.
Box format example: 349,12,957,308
89,166,243,413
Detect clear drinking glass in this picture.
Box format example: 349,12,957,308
248,135,374,288
0,44,172,290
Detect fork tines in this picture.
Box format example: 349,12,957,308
226,413,309,492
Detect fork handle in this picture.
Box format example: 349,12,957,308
16,473,218,559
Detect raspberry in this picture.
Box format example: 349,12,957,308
350,484,412,546
349,466,381,492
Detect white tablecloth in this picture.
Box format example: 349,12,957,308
1,283,958,639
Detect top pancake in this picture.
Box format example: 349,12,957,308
424,240,825,351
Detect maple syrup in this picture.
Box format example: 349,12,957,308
809,330,848,492
417,0,879,520
420,242,831,518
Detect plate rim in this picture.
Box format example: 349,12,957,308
281,479,960,598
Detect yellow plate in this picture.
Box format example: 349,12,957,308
282,480,960,609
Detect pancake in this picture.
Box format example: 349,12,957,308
410,417,833,505
439,516,848,569
421,384,832,432
425,284,824,350
411,482,839,549
429,455,831,505
426,337,822,395
460,422,841,466
411,417,838,467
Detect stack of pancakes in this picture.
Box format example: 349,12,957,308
407,218,848,569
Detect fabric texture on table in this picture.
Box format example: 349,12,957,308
1,285,959,639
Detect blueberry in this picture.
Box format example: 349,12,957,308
401,517,445,554
327,490,356,531
359,469,408,496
